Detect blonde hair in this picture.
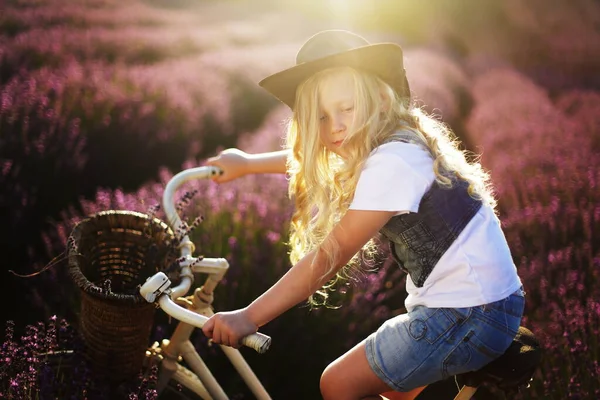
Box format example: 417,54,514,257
284,67,495,307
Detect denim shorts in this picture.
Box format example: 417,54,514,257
365,288,525,392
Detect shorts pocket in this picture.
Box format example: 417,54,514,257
444,328,510,379
447,307,473,323
443,336,472,378
408,308,457,344
467,329,508,361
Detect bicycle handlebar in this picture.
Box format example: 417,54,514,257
144,165,272,354
158,295,272,354
162,166,223,234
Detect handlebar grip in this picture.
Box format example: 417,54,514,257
241,332,272,354
157,295,271,354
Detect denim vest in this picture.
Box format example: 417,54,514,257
379,130,482,288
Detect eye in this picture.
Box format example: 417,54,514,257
342,106,354,113
319,114,329,122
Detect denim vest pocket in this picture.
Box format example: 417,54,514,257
400,221,437,255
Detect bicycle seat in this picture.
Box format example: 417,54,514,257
458,326,542,394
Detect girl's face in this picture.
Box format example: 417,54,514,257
317,72,356,158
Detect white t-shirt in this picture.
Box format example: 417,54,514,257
349,142,522,311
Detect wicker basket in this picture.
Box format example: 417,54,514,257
68,210,176,382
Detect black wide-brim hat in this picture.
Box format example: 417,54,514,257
259,30,411,109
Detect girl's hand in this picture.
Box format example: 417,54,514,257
202,308,258,348
205,148,250,183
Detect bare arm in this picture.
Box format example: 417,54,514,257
202,209,397,346
206,148,289,183
247,150,289,175
245,209,395,326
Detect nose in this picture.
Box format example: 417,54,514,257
331,113,345,134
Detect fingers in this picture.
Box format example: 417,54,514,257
213,330,241,348
205,158,226,183
205,157,219,169
202,314,231,347
205,155,233,184
202,313,247,348
201,316,214,338
217,332,241,349
202,148,247,184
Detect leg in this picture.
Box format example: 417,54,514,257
320,338,426,400
380,388,426,400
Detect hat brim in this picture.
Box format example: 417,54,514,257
259,43,410,109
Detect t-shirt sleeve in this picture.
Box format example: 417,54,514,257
349,144,433,213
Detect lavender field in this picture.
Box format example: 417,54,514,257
1,0,599,399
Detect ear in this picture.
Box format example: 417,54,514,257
379,88,391,113
379,85,392,113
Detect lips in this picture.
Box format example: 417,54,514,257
333,140,343,146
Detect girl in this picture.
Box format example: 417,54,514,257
202,30,524,400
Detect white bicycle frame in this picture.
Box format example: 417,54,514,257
140,166,272,400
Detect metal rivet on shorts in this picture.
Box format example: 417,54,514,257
463,331,474,342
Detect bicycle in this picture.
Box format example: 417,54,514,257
138,165,542,400
139,165,272,400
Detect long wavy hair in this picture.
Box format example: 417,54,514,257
284,66,495,307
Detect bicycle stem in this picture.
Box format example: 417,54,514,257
162,166,222,298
